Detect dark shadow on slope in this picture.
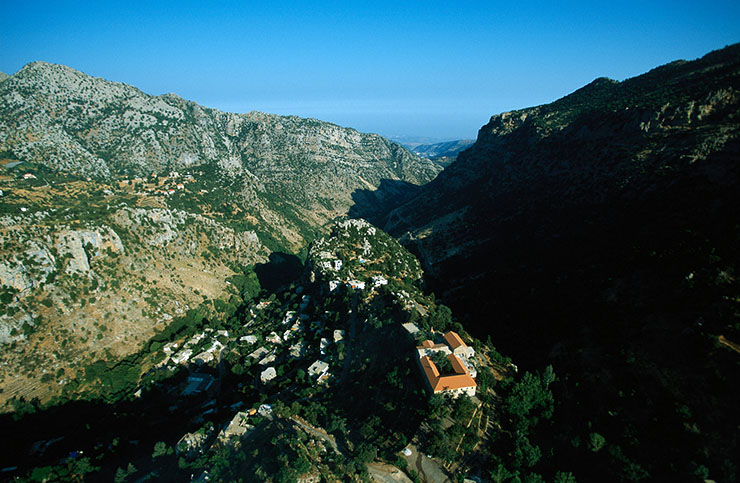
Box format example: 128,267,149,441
253,252,304,293
0,381,233,481
348,178,423,225
415,138,740,482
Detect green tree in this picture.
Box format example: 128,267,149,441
504,368,555,431
152,441,168,459
430,351,453,374
430,304,453,331
589,432,606,453
354,442,378,464
553,471,577,483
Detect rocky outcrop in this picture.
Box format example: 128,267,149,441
0,238,56,294
0,260,34,294
110,207,263,262
0,313,35,345
0,61,440,208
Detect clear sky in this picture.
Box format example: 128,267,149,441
1,1,739,140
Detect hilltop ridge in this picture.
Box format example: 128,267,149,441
0,60,440,213
0,62,440,412
383,42,740,481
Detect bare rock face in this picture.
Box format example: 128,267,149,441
108,207,262,262
0,61,441,255
0,61,440,212
0,313,35,345
0,236,56,294
0,259,34,293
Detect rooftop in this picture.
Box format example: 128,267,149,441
419,354,476,393
443,331,467,350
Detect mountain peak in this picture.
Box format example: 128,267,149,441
17,60,78,76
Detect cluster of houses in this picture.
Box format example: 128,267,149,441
160,286,347,393
311,242,390,294
415,331,477,398
326,274,388,293
163,328,230,367
251,293,341,385
144,286,356,409
118,171,195,197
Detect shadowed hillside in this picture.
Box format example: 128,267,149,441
384,43,740,481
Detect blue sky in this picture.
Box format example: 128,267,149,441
1,1,739,140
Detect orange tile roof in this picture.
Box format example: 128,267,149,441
448,354,468,375
419,340,435,349
420,355,440,380
434,374,477,392
444,331,466,350
419,355,476,393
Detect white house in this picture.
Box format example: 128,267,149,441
308,360,330,381
260,367,277,383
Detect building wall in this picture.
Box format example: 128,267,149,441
434,386,476,398
453,346,475,359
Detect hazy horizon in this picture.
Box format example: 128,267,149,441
2,1,739,139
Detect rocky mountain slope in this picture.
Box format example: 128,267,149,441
0,62,440,408
0,172,269,407
384,43,740,480
0,61,440,247
0,220,513,482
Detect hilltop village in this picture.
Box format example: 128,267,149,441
1,218,519,482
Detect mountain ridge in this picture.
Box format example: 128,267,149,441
0,59,441,250
1,60,439,184
382,42,740,481
0,61,440,412
407,139,475,168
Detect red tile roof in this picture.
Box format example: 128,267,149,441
419,354,476,393
449,354,468,374
434,373,477,392
420,355,440,380
443,331,466,350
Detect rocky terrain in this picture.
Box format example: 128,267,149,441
0,173,268,406
384,43,740,480
0,62,440,408
0,219,510,483
0,61,440,247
